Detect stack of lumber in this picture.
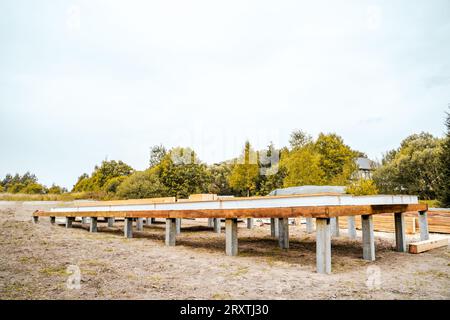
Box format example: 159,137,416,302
338,215,417,234
409,238,449,254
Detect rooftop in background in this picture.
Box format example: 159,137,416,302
269,185,346,196
356,157,378,171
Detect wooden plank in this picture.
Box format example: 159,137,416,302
408,238,449,254
75,197,176,207
33,203,427,219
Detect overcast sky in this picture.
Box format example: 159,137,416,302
1,0,449,189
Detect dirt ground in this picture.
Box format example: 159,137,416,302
0,201,449,300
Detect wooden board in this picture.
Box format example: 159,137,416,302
408,238,449,254
75,197,176,207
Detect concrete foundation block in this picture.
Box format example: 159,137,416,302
246,218,253,229
165,218,176,246
418,210,429,241
136,218,144,231
270,218,279,238
32,216,39,224
225,218,238,256
176,218,181,234
89,217,98,233
124,218,133,238
316,218,331,274
347,216,357,239
331,217,340,237
305,217,314,233
107,217,115,228
213,218,221,233
394,212,407,252
208,218,214,228
278,218,289,249
66,217,75,228
362,215,375,261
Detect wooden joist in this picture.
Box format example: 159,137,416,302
34,203,427,219
408,238,449,254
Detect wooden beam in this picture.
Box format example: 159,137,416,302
409,238,448,254
33,203,427,219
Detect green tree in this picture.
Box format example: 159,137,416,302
207,163,233,195
438,110,450,207
157,147,210,198
346,179,378,196
228,141,260,197
116,168,168,199
280,145,326,187
48,184,65,194
149,144,167,168
314,133,358,184
21,183,46,194
257,143,286,195
289,129,313,149
373,132,442,199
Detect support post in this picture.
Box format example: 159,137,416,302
176,218,181,234
82,217,87,224
316,218,331,274
305,217,314,233
124,218,133,238
213,218,221,233
165,218,176,246
394,212,407,252
136,218,143,231
225,218,238,256
208,218,214,228
32,216,39,224
362,215,375,261
270,218,279,238
50,216,55,225
246,218,253,229
331,217,340,237
146,218,154,226
418,210,429,241
89,217,98,233
107,217,115,228
347,216,357,239
66,217,74,228
278,218,289,249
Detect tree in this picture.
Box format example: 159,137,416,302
280,145,326,187
438,110,450,207
346,179,378,196
157,147,210,198
21,183,46,194
207,163,233,195
373,132,442,199
289,129,312,149
228,141,260,197
48,184,65,194
149,144,167,168
257,143,286,195
116,168,168,199
314,133,358,184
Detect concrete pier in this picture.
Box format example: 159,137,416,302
136,218,144,231
146,218,154,226
176,218,181,234
347,216,357,239
81,217,87,224
394,212,406,252
362,215,375,261
246,218,253,229
418,210,429,241
124,218,133,238
278,218,289,249
208,218,214,228
270,218,279,238
65,217,74,228
213,218,221,233
107,217,115,227
89,217,98,233
32,216,39,224
225,218,238,256
305,217,314,233
165,218,176,246
316,218,331,274
50,216,55,225
331,217,340,237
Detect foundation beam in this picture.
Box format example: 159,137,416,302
124,218,133,238
225,218,238,256
394,212,407,252
347,216,357,239
165,218,176,246
89,217,98,233
316,218,331,274
278,218,289,249
418,210,429,241
362,215,375,261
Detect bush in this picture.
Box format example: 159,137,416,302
21,183,46,194
346,179,378,196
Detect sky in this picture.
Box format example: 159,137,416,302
1,0,449,189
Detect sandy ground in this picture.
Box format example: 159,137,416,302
0,201,449,300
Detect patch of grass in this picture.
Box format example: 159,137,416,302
419,199,440,208
2,282,33,299
19,256,41,264
39,266,68,276
414,269,449,278
211,292,232,300
229,266,249,277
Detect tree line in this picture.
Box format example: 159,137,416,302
1,110,449,206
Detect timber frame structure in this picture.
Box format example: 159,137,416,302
32,194,429,274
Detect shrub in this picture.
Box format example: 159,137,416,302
346,179,378,196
